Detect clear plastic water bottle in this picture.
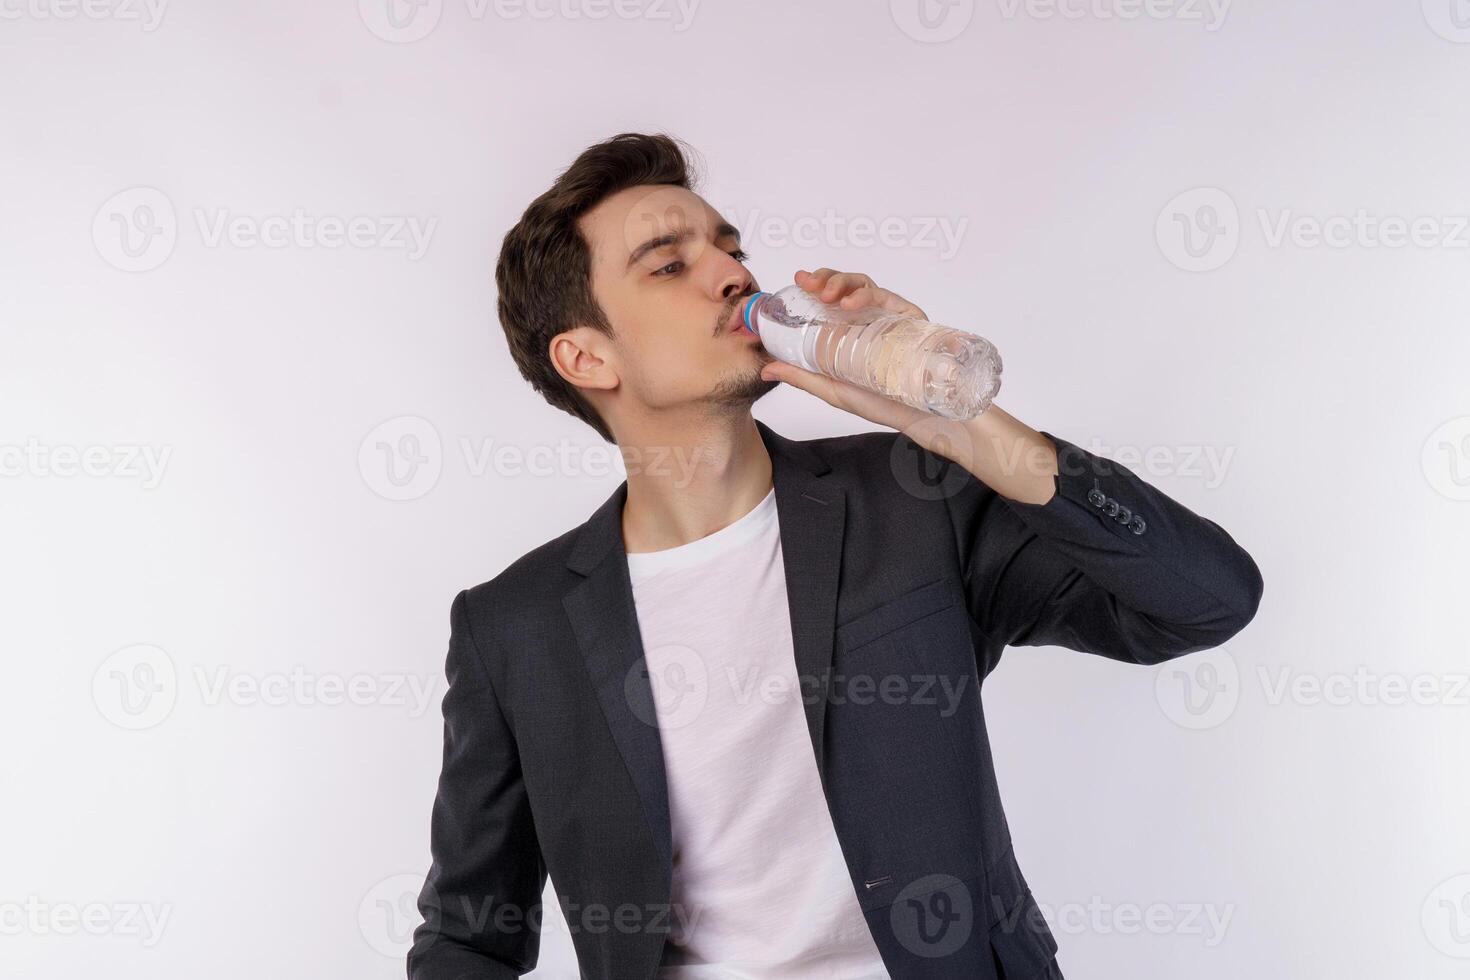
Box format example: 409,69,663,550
741,284,1003,420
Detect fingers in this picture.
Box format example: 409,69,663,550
797,268,873,303
762,358,843,401
795,268,926,319
760,356,934,434
837,284,890,309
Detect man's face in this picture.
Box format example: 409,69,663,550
571,184,776,427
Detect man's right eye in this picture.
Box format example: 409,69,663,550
653,261,683,277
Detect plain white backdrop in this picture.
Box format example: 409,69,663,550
4,1,1469,977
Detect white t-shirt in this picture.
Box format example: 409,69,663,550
626,486,890,979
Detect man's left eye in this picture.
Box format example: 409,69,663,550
653,249,748,277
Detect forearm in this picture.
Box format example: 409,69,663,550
929,403,1060,506
936,418,1264,661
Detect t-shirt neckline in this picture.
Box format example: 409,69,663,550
625,486,777,580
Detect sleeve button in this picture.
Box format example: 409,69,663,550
1128,516,1147,535
1103,499,1120,518
1087,488,1106,508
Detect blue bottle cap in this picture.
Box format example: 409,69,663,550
741,292,770,334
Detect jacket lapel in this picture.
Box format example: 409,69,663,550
759,420,847,776
562,487,676,872
561,419,847,877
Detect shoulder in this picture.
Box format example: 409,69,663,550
456,520,584,641
789,426,912,476
806,426,977,501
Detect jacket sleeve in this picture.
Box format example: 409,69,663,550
407,590,547,980
941,430,1264,670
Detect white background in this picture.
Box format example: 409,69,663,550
4,1,1469,977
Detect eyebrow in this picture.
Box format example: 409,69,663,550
624,221,741,273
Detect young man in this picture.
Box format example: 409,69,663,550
407,133,1263,980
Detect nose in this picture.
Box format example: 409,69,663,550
718,266,753,303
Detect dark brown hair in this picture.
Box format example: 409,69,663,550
495,132,698,444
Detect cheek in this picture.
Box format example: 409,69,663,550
622,332,715,400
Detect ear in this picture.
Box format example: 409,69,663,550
549,326,619,394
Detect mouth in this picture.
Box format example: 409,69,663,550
721,297,752,335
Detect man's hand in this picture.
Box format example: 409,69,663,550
759,268,958,437
760,267,1059,506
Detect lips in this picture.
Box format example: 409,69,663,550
723,303,747,334
718,292,763,336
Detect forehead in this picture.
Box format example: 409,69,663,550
579,184,726,273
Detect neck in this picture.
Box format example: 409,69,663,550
619,411,773,555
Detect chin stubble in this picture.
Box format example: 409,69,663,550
707,353,778,408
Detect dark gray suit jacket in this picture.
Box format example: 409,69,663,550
407,419,1263,980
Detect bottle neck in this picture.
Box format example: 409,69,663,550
741,291,770,335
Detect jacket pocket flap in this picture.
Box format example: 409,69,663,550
836,579,960,652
